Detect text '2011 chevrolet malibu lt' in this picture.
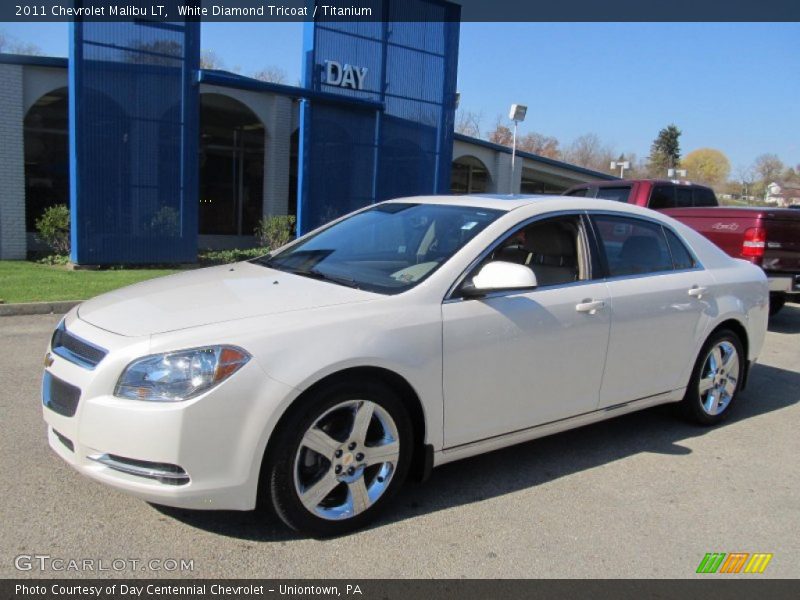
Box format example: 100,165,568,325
42,196,768,536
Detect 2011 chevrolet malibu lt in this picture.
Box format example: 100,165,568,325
42,196,769,536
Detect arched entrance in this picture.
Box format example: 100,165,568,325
199,93,265,236
24,87,68,232
451,155,491,194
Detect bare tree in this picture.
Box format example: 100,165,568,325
200,49,224,70
487,116,513,146
0,30,43,55
517,132,561,159
563,133,615,172
455,109,483,138
753,153,784,185
252,66,288,84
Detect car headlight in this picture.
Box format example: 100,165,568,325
114,346,251,402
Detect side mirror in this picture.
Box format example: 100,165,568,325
460,261,538,298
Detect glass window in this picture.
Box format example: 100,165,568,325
595,186,632,203
664,228,696,270
649,185,675,209
485,216,585,287
692,187,718,207
591,215,673,277
258,203,502,294
676,187,693,208
451,156,490,194
564,187,589,197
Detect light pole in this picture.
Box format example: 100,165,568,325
610,160,630,178
508,104,527,193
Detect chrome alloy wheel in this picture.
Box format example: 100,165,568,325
293,400,400,521
698,340,740,416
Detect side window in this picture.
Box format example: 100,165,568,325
692,187,717,207
595,186,632,203
676,187,692,207
649,185,675,209
565,188,589,197
485,215,586,287
591,215,673,277
664,227,697,270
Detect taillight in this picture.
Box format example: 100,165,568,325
741,227,766,258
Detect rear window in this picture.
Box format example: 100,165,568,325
676,187,693,208
692,187,717,207
595,186,632,203
649,185,675,209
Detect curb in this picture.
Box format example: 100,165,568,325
0,300,81,317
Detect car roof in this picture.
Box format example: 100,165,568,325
383,194,666,219
568,178,712,189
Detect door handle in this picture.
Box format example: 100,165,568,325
688,286,708,299
575,299,605,314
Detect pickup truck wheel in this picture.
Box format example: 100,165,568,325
264,379,412,537
769,294,786,317
679,329,743,426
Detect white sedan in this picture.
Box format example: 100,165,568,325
42,195,768,536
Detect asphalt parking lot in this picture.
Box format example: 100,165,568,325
1,307,798,579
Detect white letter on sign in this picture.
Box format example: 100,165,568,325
325,61,342,86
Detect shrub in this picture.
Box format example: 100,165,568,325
36,254,71,266
198,248,266,265
255,215,296,250
149,206,180,236
35,204,71,256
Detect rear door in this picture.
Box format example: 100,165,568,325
589,213,714,406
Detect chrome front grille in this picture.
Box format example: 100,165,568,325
51,322,107,370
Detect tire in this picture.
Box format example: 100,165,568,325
678,328,744,426
769,294,786,317
262,379,412,537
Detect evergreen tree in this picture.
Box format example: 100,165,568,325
648,124,682,176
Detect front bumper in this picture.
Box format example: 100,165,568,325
42,315,297,510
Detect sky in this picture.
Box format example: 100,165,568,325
2,21,798,173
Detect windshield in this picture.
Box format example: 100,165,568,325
255,203,503,294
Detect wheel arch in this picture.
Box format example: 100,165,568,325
705,317,751,389
258,366,431,504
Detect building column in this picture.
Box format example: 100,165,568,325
0,64,27,259
262,95,293,218
493,152,523,194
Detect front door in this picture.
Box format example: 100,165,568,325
442,214,612,448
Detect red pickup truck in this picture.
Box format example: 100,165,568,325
563,179,800,316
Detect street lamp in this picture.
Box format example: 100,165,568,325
610,160,630,178
508,104,527,193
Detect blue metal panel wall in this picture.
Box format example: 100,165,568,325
298,0,460,233
69,14,199,264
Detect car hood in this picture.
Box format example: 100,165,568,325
77,262,378,337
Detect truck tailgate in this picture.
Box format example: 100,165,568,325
664,207,800,273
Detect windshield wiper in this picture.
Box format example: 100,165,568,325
286,267,361,289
